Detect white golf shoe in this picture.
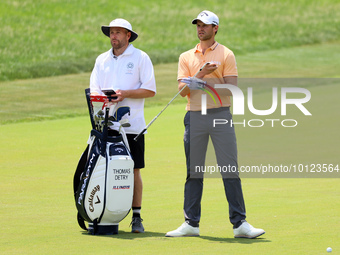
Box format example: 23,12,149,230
165,222,200,237
233,221,265,239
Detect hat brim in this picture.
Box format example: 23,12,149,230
101,26,138,42
192,18,200,24
191,18,218,25
192,18,210,24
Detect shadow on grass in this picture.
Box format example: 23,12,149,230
81,230,271,243
198,235,270,244
81,230,165,239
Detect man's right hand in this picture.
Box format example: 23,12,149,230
196,63,218,78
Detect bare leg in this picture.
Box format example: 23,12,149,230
132,168,142,207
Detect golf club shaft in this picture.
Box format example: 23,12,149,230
134,63,209,141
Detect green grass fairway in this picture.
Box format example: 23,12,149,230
0,82,339,254
1,35,340,255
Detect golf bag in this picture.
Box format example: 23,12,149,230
73,88,134,235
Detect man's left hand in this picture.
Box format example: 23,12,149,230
106,89,125,103
181,77,207,90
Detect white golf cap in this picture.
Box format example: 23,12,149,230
101,18,138,42
192,10,219,26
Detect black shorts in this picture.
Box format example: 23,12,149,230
126,134,145,169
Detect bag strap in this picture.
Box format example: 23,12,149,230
77,212,88,231
73,145,89,198
74,145,89,231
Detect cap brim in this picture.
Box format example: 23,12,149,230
191,18,212,25
191,18,218,25
192,19,199,24
101,26,138,42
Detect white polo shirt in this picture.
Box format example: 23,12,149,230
90,44,156,134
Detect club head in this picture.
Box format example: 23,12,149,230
119,118,131,127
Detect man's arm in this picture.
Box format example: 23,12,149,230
220,76,238,96
179,81,190,97
89,58,102,95
223,76,237,86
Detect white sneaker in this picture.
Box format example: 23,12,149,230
233,221,265,239
165,222,200,237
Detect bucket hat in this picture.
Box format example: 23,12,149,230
101,18,138,42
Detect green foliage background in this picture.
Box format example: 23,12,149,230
0,0,339,80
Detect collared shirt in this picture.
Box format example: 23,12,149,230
178,41,238,111
90,44,156,134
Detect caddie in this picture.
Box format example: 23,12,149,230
90,18,156,233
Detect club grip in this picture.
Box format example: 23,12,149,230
134,128,146,141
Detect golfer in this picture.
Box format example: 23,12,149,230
90,18,156,233
166,10,265,238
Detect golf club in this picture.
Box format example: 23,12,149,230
134,62,210,141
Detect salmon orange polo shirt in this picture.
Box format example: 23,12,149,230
177,41,238,111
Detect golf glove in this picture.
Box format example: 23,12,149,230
181,77,206,90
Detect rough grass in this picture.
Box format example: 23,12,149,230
0,0,339,80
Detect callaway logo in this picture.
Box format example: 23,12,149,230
200,12,208,17
95,196,101,204
88,185,100,212
115,147,124,153
199,11,218,25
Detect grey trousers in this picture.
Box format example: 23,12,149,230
183,108,246,227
